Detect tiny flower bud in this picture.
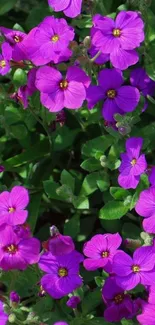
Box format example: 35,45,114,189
8,314,16,323
83,36,91,49
10,291,20,306
67,296,81,309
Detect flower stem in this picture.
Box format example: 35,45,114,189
90,50,101,63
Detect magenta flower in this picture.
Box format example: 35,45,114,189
83,233,122,272
48,0,82,18
0,301,8,325
148,285,155,304
48,226,75,256
0,224,40,271
137,303,155,325
92,11,144,70
36,66,90,112
102,277,134,322
22,16,74,66
86,68,140,121
39,250,83,299
0,185,29,226
67,296,80,309
113,246,155,290
0,27,27,61
130,67,155,111
118,137,147,189
0,42,12,76
13,223,31,239
54,322,69,325
135,186,155,234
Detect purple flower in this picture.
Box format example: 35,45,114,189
21,16,74,66
137,303,155,325
10,291,20,304
39,250,83,299
0,185,29,226
0,42,12,76
0,166,4,173
0,27,27,61
83,233,122,272
148,285,155,304
0,301,8,325
35,66,90,112
48,0,82,18
86,68,140,121
113,246,155,290
130,67,155,111
118,137,147,189
88,46,109,65
92,11,144,70
135,186,155,234
48,226,75,256
0,224,40,271
66,296,80,309
54,322,69,325
102,277,134,322
13,223,31,239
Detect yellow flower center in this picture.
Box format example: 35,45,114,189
8,207,15,213
114,294,124,304
131,158,137,166
107,89,116,99
0,60,6,68
58,267,68,277
59,80,68,90
14,35,21,43
51,34,59,42
5,244,18,254
132,265,140,273
113,28,121,37
101,251,109,258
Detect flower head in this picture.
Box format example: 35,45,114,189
54,322,69,325
0,27,27,61
0,42,12,76
13,223,31,239
48,226,75,256
86,68,140,121
118,137,147,189
113,246,155,290
135,186,155,234
0,301,8,325
0,186,29,226
102,277,134,322
36,66,90,112
92,11,144,70
0,224,40,271
67,296,80,309
21,16,74,66
83,233,122,272
48,0,82,18
39,250,83,299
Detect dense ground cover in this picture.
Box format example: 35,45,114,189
0,0,155,324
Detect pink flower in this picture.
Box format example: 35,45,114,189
0,186,29,226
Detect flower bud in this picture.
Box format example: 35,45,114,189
8,314,16,323
83,36,91,49
10,291,20,307
67,296,81,309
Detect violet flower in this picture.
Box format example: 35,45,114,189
66,296,80,309
0,27,27,61
118,137,147,189
21,16,74,66
83,233,122,273
54,322,69,325
0,224,40,271
0,301,8,325
91,11,144,70
10,291,20,304
39,250,83,299
102,277,134,322
48,225,75,256
86,68,140,121
135,186,155,234
0,185,29,226
35,66,90,112
113,246,155,290
0,42,12,76
48,0,82,18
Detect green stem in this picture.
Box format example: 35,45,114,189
90,50,101,63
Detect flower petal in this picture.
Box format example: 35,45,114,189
102,99,122,122
113,251,133,276
35,66,62,93
110,47,139,70
9,186,29,210
98,68,123,92
86,86,104,109
118,173,140,189
64,81,86,109
116,273,140,290
116,86,140,112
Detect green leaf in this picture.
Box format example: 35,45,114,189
81,158,101,172
64,213,80,238
82,288,102,316
28,192,42,232
10,123,28,139
73,196,89,209
3,138,50,170
54,126,79,151
81,171,109,196
110,187,130,200
99,200,129,220
61,169,75,192
0,0,17,15
56,184,74,202
72,17,92,28
82,135,114,158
